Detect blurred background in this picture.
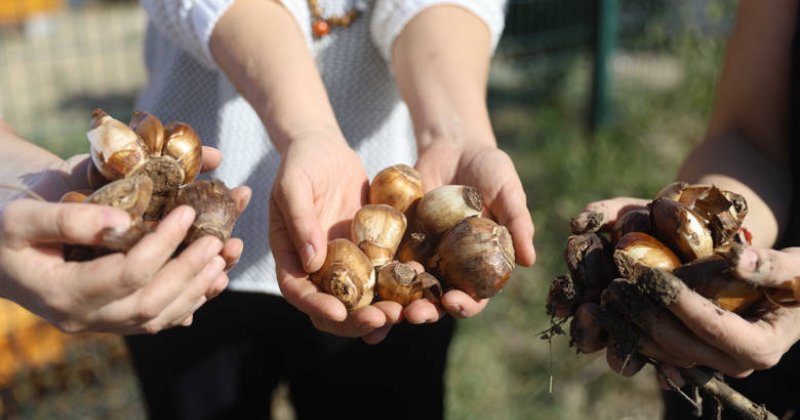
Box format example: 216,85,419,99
0,0,735,418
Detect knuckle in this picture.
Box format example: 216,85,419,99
0,202,23,236
54,320,87,334
140,321,164,335
133,301,162,323
119,265,148,291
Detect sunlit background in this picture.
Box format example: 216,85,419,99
0,0,735,418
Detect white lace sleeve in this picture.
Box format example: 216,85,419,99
139,0,235,69
370,0,508,63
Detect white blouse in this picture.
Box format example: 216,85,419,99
136,0,507,295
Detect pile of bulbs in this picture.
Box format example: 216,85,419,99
62,109,239,260
311,164,516,311
548,181,799,333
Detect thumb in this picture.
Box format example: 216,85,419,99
2,199,131,247
270,178,327,273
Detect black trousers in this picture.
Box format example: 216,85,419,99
125,291,455,420
662,343,800,419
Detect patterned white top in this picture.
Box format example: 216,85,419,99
137,0,507,295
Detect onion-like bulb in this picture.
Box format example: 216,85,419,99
310,239,375,311
168,179,238,244
433,217,515,299
351,204,407,267
613,232,681,278
416,185,483,237
129,111,165,156
369,164,424,213
650,197,714,262
376,262,442,306
87,108,149,181
163,122,203,185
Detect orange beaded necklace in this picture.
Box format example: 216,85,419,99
307,0,363,38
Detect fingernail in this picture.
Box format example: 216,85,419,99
181,316,193,327
737,248,759,274
203,238,224,260
301,242,316,268
446,303,464,317
180,206,197,227
205,256,226,279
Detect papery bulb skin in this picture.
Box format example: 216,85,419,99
613,232,681,278
650,197,714,262
163,122,203,185
433,217,515,299
416,185,483,237
351,204,407,267
87,109,150,181
169,179,238,244
369,164,424,214
129,111,165,156
310,239,375,311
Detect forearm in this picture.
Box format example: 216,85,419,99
677,0,797,248
677,134,790,248
392,5,496,152
209,0,344,153
0,120,69,202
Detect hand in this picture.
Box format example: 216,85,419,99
0,146,251,335
269,135,405,344
414,141,536,320
570,198,800,384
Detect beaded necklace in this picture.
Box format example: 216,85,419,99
307,0,364,38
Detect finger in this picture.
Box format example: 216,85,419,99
206,272,230,300
270,179,326,273
231,186,252,217
64,207,200,304
277,268,348,322
570,303,607,353
310,305,388,337
734,246,800,289
122,206,201,281
145,255,227,331
200,146,222,172
487,181,536,267
2,200,130,248
404,299,444,324
221,238,243,271
655,364,686,389
664,276,789,373
605,338,647,377
605,279,745,375
362,324,394,345
570,198,650,234
370,301,404,324
440,290,488,318
110,242,225,331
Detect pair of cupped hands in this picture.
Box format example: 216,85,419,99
0,135,536,343
570,198,800,387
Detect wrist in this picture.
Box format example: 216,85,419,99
273,123,350,156
415,117,496,156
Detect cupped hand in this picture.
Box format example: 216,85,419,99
269,136,404,343
0,146,251,334
570,197,800,382
413,141,536,320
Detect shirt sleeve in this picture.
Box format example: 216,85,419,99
139,0,236,70
370,0,508,64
